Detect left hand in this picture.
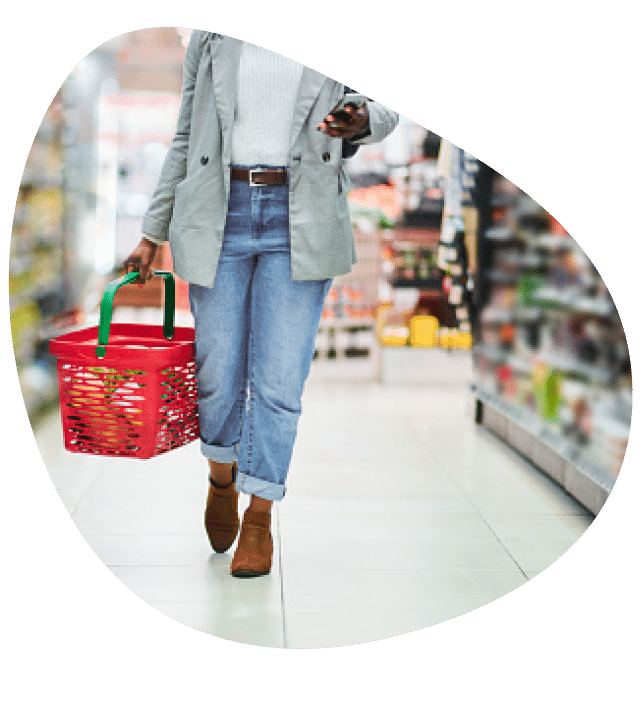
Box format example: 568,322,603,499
317,104,369,140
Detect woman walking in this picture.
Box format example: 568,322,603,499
124,31,398,577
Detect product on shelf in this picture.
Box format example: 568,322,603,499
409,314,439,347
381,327,410,346
471,169,631,486
437,329,473,349
11,93,66,422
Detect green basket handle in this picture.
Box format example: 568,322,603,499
95,270,176,359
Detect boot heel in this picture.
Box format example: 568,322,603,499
230,509,273,577
204,464,239,553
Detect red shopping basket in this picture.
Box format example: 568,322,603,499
49,271,200,459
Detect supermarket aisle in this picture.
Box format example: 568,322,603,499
34,355,593,649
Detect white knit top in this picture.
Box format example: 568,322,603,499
231,42,304,167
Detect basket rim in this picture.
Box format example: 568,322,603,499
50,323,196,365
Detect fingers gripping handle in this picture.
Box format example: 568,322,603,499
153,271,176,340
95,270,176,359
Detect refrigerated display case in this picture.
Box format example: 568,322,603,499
469,170,631,514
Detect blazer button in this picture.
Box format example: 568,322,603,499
322,152,330,162
201,156,209,165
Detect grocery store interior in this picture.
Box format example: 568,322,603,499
10,28,631,648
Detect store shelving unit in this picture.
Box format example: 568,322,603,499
385,157,448,320
10,93,67,422
314,213,383,381
470,172,631,514
325,123,480,373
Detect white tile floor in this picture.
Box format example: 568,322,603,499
34,350,593,649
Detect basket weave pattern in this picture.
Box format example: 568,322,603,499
57,359,199,458
155,361,200,454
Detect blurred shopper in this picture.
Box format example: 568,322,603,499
124,31,398,577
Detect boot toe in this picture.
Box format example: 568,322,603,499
204,478,240,553
230,510,273,578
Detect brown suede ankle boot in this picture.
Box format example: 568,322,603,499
230,509,273,578
204,464,239,553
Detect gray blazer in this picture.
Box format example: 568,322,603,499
141,31,399,285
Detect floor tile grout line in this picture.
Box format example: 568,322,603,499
430,450,532,580
68,465,112,518
41,384,587,645
409,412,589,580
34,409,111,518
409,417,532,578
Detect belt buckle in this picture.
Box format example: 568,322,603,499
248,168,268,186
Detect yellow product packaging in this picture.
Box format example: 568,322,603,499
409,315,439,347
438,329,454,348
457,332,473,349
381,326,409,346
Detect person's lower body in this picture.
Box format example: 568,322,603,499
189,167,332,576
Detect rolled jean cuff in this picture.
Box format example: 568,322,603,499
200,439,238,464
236,472,286,501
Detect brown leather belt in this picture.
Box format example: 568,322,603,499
231,167,288,186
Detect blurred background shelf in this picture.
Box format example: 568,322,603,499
473,386,614,515
465,166,631,504
9,28,630,511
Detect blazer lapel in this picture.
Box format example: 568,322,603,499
290,66,329,151
206,34,242,148
205,35,329,159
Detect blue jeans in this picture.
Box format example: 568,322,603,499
189,167,332,501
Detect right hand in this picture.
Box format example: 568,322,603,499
317,104,369,140
123,238,159,286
